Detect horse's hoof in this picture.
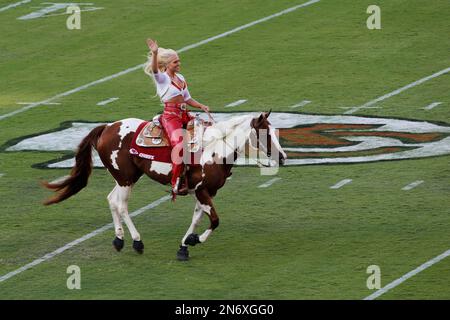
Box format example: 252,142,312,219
133,240,144,254
177,246,189,261
185,233,201,246
112,237,124,252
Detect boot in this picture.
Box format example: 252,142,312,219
171,163,189,197
174,176,189,196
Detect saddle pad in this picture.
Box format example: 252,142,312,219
130,121,172,163
136,120,170,147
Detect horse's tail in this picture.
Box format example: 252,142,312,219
42,124,107,205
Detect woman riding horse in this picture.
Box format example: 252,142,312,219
144,39,211,197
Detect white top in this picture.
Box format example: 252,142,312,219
151,71,192,103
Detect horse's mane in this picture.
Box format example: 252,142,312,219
204,114,254,142
201,114,256,165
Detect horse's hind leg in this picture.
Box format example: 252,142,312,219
108,185,125,251
177,201,204,261
108,183,144,254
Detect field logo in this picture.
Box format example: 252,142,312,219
18,2,103,20
367,5,381,30
3,113,450,168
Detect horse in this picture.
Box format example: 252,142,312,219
42,111,287,260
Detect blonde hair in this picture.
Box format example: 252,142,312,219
144,47,178,75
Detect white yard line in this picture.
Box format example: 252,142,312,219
423,102,442,110
0,65,143,121
0,0,320,121
364,249,450,300
290,100,311,109
402,180,424,191
176,0,320,53
330,179,352,189
0,0,31,13
225,99,247,108
97,97,119,106
17,102,60,105
0,195,171,283
344,67,450,114
258,177,282,188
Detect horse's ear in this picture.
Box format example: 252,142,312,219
266,109,272,118
251,114,265,128
258,113,265,124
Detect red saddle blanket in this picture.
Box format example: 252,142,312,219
130,121,204,164
130,121,172,163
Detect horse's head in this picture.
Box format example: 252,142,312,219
250,110,287,166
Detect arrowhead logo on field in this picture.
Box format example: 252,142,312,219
18,2,103,20
2,113,450,168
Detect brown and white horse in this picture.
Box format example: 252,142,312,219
42,112,286,260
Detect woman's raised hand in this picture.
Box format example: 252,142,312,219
147,38,158,54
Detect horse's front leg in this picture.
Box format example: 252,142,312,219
177,189,219,260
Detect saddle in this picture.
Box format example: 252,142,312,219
135,115,211,153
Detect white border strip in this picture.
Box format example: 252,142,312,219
0,0,320,121
0,195,171,283
344,67,450,114
0,0,31,13
330,179,352,189
258,177,282,188
364,249,450,300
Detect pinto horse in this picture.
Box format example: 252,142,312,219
42,112,287,260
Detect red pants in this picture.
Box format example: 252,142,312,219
160,104,193,187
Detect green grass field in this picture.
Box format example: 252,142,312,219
0,0,449,300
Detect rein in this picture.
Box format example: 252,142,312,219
248,128,273,168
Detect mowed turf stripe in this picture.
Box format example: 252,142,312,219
0,195,171,283
0,0,321,121
364,249,450,300
344,67,450,114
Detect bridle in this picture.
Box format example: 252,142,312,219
249,127,273,168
